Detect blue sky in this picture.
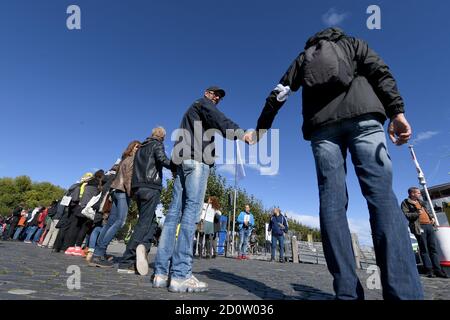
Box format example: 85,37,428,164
1,0,449,245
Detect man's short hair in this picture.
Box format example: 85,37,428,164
408,187,419,195
152,127,166,140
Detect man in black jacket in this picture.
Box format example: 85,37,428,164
401,187,448,278
115,127,173,274
254,28,422,300
152,86,252,292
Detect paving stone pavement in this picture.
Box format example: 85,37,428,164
0,241,448,300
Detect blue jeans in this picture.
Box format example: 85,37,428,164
89,226,103,250
310,114,423,300
271,234,285,260
238,228,251,256
13,226,24,240
32,228,44,243
94,191,129,257
416,224,441,272
24,226,38,242
154,159,210,279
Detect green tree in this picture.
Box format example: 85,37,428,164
0,176,65,216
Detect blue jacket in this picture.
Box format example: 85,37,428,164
268,214,288,236
237,211,255,231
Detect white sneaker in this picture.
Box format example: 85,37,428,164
136,244,148,276
168,275,208,293
152,274,169,288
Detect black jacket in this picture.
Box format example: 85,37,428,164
66,183,81,204
12,207,23,217
132,137,172,191
256,27,405,140
401,198,435,236
172,97,244,166
47,202,59,218
79,179,101,208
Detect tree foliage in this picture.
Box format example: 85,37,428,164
0,176,65,216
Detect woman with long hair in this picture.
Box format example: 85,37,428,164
90,140,141,266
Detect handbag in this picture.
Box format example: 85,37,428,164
80,193,102,221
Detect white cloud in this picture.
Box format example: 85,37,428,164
322,8,349,27
411,131,439,145
285,211,320,229
285,211,374,247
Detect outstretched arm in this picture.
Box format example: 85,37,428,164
256,53,304,136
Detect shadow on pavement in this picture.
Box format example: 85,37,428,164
199,267,332,300
290,283,335,300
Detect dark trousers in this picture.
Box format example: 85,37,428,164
119,188,160,268
53,223,71,251
204,234,213,257
62,208,90,250
4,218,19,240
53,205,76,252
193,231,205,257
416,224,442,272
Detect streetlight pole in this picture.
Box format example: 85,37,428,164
409,145,439,225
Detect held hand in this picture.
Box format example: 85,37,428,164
243,131,255,145
388,113,412,146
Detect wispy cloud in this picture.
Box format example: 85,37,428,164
285,211,320,229
286,211,374,247
411,131,439,145
322,8,349,27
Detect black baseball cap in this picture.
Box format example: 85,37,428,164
205,86,226,98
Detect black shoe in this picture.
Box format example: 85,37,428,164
212,255,216,259
426,271,436,278
89,255,114,268
205,255,211,259
434,269,449,278
279,259,285,263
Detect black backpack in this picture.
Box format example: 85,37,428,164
300,38,354,89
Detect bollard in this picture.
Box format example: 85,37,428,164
351,233,362,269
291,236,299,263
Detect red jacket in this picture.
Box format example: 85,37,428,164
37,208,49,229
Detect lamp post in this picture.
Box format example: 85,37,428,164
408,145,439,225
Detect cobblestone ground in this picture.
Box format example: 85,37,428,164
0,241,448,300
